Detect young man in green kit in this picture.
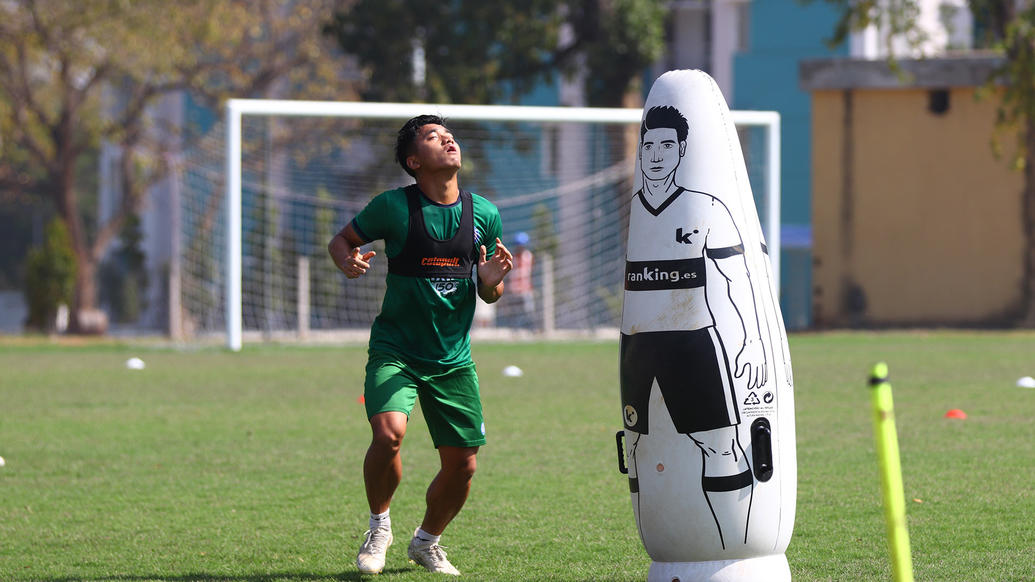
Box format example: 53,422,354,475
328,115,512,576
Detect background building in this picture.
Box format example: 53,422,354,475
803,56,1020,326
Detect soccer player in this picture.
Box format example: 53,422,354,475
621,105,766,549
328,115,513,575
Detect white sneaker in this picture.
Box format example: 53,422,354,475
356,526,393,574
407,530,461,576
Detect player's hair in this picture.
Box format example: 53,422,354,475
396,114,448,177
641,106,689,142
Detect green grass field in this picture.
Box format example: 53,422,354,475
1,331,1033,581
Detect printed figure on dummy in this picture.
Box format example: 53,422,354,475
621,104,766,549
617,69,796,582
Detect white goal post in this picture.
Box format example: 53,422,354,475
222,99,780,351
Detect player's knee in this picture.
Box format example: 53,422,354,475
458,455,477,480
369,413,407,452
371,431,403,453
442,450,477,480
369,423,405,453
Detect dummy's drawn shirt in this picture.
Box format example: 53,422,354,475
623,186,748,332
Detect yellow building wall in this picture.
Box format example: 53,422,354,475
812,87,1025,326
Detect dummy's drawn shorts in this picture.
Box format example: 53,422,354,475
620,328,739,435
364,351,486,448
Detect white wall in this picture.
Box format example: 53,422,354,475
850,0,972,59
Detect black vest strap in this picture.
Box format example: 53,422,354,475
387,185,476,278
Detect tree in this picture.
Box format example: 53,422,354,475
24,217,76,332
814,0,1035,325
0,0,353,333
325,0,667,108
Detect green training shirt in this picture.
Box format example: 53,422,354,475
351,186,502,368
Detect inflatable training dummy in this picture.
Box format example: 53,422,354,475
616,70,797,582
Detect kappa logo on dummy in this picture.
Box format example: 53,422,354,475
675,227,699,245
624,405,638,427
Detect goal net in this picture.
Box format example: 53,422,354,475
177,101,779,350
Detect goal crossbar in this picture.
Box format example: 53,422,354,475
224,99,780,351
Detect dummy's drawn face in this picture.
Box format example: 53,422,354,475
639,127,685,181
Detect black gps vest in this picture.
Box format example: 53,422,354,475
387,185,476,279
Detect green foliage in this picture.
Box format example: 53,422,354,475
23,218,77,330
326,0,667,107
327,0,562,104
99,212,149,323
584,0,667,106
986,3,1035,168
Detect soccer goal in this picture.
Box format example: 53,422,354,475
177,100,779,351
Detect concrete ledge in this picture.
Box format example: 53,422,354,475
800,54,1005,91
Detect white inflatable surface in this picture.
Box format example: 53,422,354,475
619,70,797,581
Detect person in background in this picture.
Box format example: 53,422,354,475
498,231,535,331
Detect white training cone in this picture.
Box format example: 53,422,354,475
616,70,797,582
502,365,523,378
125,357,146,370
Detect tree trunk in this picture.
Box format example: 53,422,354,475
55,145,107,334
1022,114,1035,327
71,254,103,332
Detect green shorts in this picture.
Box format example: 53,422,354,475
364,351,486,448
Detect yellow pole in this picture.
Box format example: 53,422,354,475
868,362,914,582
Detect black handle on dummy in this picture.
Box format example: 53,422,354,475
750,417,774,482
615,430,628,474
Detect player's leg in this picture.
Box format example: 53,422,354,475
407,362,485,575
364,411,409,513
421,445,479,535
356,412,407,574
415,360,487,527
405,445,475,576
356,354,419,574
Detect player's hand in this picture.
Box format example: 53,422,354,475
478,238,513,288
342,247,376,279
734,339,767,390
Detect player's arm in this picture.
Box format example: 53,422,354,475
328,222,376,279
477,238,512,303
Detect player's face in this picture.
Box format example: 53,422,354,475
410,124,461,174
640,127,683,181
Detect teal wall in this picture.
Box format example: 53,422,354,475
733,0,846,328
